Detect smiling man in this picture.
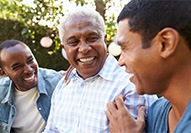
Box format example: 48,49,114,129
106,0,191,133
0,40,63,133
43,6,157,133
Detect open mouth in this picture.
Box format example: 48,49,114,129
79,57,95,63
24,74,35,82
128,73,134,77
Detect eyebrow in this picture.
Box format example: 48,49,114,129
66,36,77,41
117,39,131,47
11,55,33,68
11,63,20,69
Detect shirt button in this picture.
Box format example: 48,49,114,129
39,108,42,111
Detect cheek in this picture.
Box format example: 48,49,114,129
65,48,75,58
7,72,19,82
65,48,77,66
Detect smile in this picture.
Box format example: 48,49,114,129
24,74,35,81
79,57,95,63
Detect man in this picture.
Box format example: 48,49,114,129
106,0,191,132
0,40,63,133
44,6,157,132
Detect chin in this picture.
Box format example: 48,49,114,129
135,87,145,95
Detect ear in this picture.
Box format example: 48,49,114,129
0,68,8,76
104,34,107,43
61,44,65,50
157,28,180,58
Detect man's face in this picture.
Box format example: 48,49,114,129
117,19,164,95
0,44,38,91
62,16,107,79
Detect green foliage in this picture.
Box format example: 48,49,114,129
0,0,69,71
105,14,117,45
0,0,120,70
0,18,69,70
70,0,88,6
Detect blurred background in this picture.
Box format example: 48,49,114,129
0,0,129,71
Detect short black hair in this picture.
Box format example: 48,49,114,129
0,40,26,68
117,0,191,48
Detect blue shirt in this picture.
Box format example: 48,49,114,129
146,97,191,133
44,54,158,133
0,68,63,133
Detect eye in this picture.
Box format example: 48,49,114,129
67,39,79,46
12,64,21,71
27,57,34,64
87,35,99,42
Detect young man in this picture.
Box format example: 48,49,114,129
43,7,157,132
0,40,63,133
106,0,191,132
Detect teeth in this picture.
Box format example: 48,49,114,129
128,73,134,77
79,57,94,63
24,74,35,81
129,73,134,76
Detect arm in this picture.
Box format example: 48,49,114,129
43,78,65,133
106,95,145,133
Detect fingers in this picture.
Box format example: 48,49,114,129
106,109,111,120
106,101,117,121
137,106,146,122
106,95,127,117
107,102,117,113
115,94,126,109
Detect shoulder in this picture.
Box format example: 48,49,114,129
37,68,63,88
0,77,11,90
39,67,63,76
175,100,191,132
0,77,11,100
51,77,65,98
148,97,170,116
150,97,170,111
146,97,170,132
38,68,63,81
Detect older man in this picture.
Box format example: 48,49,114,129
44,6,157,133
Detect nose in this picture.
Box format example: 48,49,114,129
24,64,33,74
78,41,91,53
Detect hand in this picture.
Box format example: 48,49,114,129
106,95,146,133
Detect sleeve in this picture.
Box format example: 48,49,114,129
123,84,158,119
43,78,64,133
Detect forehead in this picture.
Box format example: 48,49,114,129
1,44,32,64
116,19,130,40
116,19,142,46
64,17,99,37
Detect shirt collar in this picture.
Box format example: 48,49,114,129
69,54,119,81
98,54,119,81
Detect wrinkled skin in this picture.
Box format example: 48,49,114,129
61,16,107,80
